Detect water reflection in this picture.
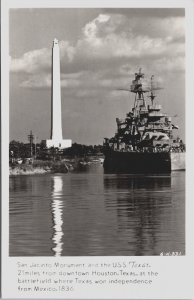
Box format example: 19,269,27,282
104,174,171,190
51,175,64,256
9,169,185,256
104,175,173,255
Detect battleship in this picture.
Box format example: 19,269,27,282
103,69,185,173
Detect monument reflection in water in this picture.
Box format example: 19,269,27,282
51,176,64,256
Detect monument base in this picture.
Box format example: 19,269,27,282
42,139,72,149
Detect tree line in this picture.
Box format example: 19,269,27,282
9,140,104,161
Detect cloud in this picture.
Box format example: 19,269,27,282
75,14,184,60
154,56,185,73
21,73,83,89
11,40,76,75
103,8,185,19
83,14,111,40
11,48,50,74
20,74,51,88
10,12,185,89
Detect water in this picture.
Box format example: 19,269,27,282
9,165,185,256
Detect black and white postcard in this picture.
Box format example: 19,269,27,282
1,0,194,298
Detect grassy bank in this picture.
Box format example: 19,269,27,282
9,160,69,176
9,156,104,176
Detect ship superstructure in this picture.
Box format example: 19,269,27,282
103,69,185,173
104,69,185,154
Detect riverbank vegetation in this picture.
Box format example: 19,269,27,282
9,140,104,175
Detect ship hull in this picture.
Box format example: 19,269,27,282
103,150,185,173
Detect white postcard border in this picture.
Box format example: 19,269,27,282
1,0,194,298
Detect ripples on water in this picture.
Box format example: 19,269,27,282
9,165,185,256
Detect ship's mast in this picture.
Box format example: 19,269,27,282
131,68,147,114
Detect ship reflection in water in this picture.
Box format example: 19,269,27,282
9,165,185,256
104,175,173,256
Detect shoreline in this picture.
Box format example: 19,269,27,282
9,161,69,176
9,157,104,176
9,166,52,176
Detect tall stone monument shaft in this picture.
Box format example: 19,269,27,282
51,38,63,140
43,39,72,149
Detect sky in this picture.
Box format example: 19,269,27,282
9,8,185,145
